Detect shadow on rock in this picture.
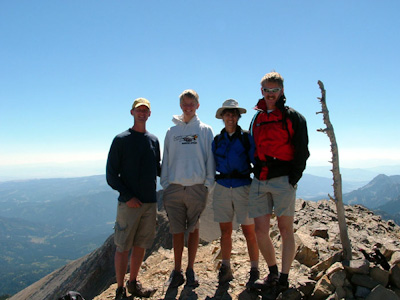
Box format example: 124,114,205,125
163,285,198,300
205,283,232,300
238,288,259,300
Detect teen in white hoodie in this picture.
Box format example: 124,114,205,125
161,89,215,289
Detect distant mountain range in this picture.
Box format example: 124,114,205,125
1,167,400,296
343,174,400,208
342,174,400,225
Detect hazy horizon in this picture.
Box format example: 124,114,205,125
2,1,400,183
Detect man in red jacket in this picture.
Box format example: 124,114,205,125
249,71,309,296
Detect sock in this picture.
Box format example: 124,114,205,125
250,261,259,269
222,259,231,267
279,273,288,285
268,264,279,275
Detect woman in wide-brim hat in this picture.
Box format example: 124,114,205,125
212,99,260,288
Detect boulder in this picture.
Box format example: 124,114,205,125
370,266,389,287
390,264,400,289
343,259,370,275
310,275,335,300
351,273,379,289
366,284,400,300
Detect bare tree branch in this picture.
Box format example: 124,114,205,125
317,80,352,261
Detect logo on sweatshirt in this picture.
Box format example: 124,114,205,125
174,134,198,144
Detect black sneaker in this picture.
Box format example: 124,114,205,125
253,273,279,291
245,267,260,289
185,268,199,287
166,270,185,288
218,264,234,285
126,280,157,298
115,286,128,300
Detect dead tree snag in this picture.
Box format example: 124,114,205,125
316,80,352,261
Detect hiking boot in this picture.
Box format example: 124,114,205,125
218,264,234,285
245,267,260,289
115,286,128,300
126,280,157,298
253,272,279,291
166,269,185,288
185,268,200,287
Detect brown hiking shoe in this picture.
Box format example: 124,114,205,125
115,286,128,300
126,280,157,298
246,267,260,289
166,270,185,288
218,264,234,285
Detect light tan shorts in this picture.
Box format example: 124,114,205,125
213,183,253,225
114,202,157,252
163,184,208,234
249,176,296,218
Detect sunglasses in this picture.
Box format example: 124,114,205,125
262,87,282,93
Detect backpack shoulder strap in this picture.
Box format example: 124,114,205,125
239,130,251,153
213,132,225,152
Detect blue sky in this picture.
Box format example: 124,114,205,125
1,1,399,180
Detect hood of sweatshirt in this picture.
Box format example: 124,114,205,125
172,114,200,126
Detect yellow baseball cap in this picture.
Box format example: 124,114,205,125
132,98,151,110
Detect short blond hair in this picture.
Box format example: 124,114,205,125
179,89,199,104
260,71,284,88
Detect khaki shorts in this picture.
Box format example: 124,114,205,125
213,183,253,225
163,184,208,234
249,176,296,218
114,202,157,252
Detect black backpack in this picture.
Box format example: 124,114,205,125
58,291,85,300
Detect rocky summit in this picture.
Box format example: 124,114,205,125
10,199,400,300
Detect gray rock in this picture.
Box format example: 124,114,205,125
295,232,320,267
366,284,400,300
334,286,346,299
351,273,379,289
390,264,400,289
276,288,302,300
310,252,342,279
311,228,329,240
355,285,371,298
343,259,370,275
310,275,335,300
296,277,316,297
370,266,389,287
329,269,347,288
391,252,400,266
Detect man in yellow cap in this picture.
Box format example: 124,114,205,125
106,98,161,299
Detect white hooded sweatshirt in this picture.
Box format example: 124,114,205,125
161,114,215,189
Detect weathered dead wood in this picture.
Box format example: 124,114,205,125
316,80,352,261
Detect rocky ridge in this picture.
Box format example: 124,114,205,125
94,200,400,300
9,199,400,300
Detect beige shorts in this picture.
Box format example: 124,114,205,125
249,176,296,218
213,183,253,225
163,184,208,234
114,202,157,252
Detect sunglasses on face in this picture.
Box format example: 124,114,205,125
262,87,282,93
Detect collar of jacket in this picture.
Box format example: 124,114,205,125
219,125,243,139
254,94,287,112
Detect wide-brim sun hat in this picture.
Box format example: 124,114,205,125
215,99,246,119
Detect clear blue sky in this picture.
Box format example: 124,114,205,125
1,1,399,180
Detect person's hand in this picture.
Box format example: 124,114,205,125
126,197,142,208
